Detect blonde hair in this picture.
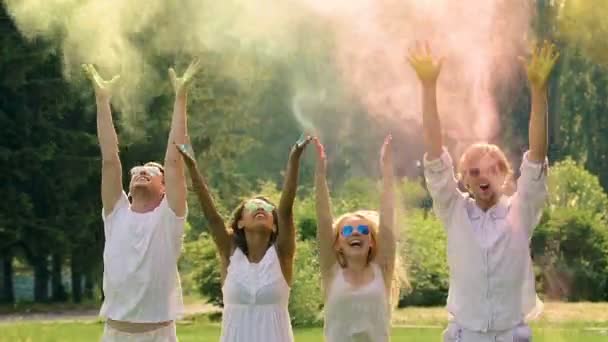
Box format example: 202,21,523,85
457,143,515,193
332,210,379,267
332,210,409,309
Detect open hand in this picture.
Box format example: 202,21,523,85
408,41,443,86
176,143,197,167
169,58,202,96
520,41,559,91
292,133,312,154
82,64,120,100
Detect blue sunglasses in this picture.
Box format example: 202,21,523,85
341,224,370,237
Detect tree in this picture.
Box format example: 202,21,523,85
532,208,608,301
547,158,608,220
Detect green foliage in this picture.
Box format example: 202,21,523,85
548,157,608,220
399,210,449,306
532,208,608,301
334,177,379,213
553,50,608,189
180,234,223,306
252,180,282,204
294,195,317,241
288,240,323,327
397,178,432,211
557,0,608,66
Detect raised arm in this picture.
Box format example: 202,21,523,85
313,138,336,284
377,135,397,289
408,43,460,221
522,41,559,163
164,59,201,217
176,144,232,259
513,42,558,236
408,42,444,159
276,135,311,262
83,64,122,216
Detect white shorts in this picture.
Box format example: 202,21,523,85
443,322,532,342
101,322,178,342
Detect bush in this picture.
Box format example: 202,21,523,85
334,177,379,213
397,177,432,211
398,209,449,306
294,195,317,241
532,208,608,301
548,158,608,219
288,240,323,327
180,233,223,306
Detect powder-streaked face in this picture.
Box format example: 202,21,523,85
238,198,275,232
462,153,506,206
129,165,164,196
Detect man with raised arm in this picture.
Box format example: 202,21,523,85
408,41,558,342
83,59,200,342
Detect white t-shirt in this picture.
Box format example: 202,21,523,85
100,191,185,323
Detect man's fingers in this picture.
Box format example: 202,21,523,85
184,58,202,80
189,58,201,74
406,56,417,68
82,64,92,80
550,51,560,65
437,56,445,71
109,75,120,84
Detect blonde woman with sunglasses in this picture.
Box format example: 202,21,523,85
176,135,311,342
314,135,400,342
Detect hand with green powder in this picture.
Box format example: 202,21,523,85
169,58,202,98
82,64,120,102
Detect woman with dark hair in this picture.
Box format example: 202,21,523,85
176,136,310,342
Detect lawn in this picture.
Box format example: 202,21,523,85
1,322,607,341
1,302,608,341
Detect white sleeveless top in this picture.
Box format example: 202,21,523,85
221,245,294,342
324,263,391,342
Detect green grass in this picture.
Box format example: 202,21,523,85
0,300,99,315
2,303,608,341
1,321,607,341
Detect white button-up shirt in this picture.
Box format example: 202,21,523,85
424,149,547,332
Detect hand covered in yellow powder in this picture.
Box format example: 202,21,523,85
408,41,443,87
521,41,559,91
82,64,120,101
169,58,201,97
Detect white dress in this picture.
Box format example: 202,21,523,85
220,245,294,342
324,263,391,342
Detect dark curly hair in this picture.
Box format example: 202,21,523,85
229,195,279,257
